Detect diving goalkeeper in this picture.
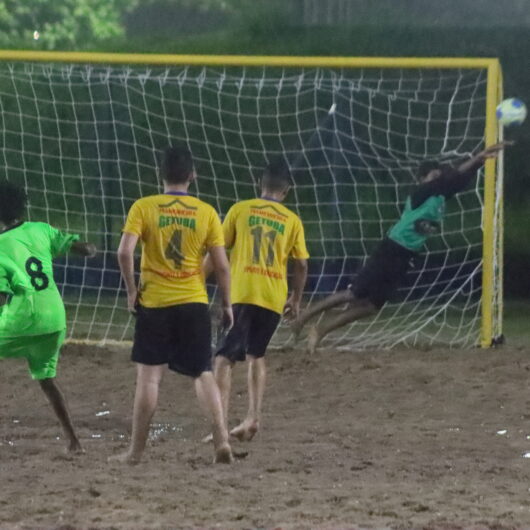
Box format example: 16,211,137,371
292,142,509,353
0,181,96,452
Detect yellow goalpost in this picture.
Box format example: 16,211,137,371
0,51,503,348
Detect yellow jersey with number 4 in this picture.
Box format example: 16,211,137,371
224,198,309,314
123,193,224,308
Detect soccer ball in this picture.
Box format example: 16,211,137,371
496,98,527,126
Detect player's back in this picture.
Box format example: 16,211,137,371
224,198,308,314
0,222,76,338
123,193,224,308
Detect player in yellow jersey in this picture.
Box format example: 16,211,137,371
110,145,234,465
208,161,309,442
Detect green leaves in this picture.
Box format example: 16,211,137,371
0,0,139,49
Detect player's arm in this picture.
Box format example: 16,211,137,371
203,205,236,279
70,241,97,257
456,142,510,174
284,258,308,320
284,219,310,320
202,254,214,279
117,232,140,314
208,245,233,331
420,141,512,203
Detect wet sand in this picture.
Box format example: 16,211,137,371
1,342,530,528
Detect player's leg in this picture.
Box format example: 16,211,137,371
171,303,233,463
24,330,82,453
110,305,169,464
306,239,411,353
230,306,280,441
307,299,377,354
201,354,233,444
194,371,233,463
110,363,165,464
291,289,354,336
38,378,82,453
230,355,265,442
213,355,234,428
203,305,248,443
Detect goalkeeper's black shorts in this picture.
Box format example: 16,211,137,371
350,238,417,309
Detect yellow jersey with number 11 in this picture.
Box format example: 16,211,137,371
223,198,309,315
123,193,224,308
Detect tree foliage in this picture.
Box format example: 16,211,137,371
0,0,139,50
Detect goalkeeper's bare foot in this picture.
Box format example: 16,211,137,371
230,420,259,442
214,442,234,464
108,450,142,465
307,326,321,354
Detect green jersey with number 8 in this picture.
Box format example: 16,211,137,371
0,222,79,338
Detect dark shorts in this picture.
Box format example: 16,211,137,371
350,238,417,309
132,303,212,378
216,304,281,363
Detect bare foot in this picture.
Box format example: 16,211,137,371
67,439,84,454
201,433,213,444
307,326,321,354
214,443,234,464
108,451,141,465
230,420,259,442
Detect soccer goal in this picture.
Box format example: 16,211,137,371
0,51,503,349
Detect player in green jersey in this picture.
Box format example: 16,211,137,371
291,142,509,353
0,181,97,453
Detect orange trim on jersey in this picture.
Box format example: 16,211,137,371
250,204,288,219
144,267,202,280
243,265,284,280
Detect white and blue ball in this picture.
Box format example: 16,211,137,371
496,98,527,126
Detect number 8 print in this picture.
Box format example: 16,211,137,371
25,257,49,291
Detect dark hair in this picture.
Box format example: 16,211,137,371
0,181,27,225
261,160,292,192
160,144,194,184
416,160,442,181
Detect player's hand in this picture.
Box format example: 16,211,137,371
85,243,97,258
283,296,301,321
127,290,138,316
221,305,234,332
480,141,514,159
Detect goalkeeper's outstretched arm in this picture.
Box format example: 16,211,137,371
457,141,511,175
417,141,512,202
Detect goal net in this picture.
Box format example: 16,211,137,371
0,54,502,349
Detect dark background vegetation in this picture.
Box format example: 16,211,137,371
3,0,529,295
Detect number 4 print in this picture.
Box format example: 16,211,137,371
165,229,185,269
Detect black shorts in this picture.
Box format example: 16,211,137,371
132,303,212,378
216,304,281,363
350,238,417,309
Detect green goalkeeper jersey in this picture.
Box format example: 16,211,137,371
0,222,79,338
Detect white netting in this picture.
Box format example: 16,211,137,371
0,61,500,348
